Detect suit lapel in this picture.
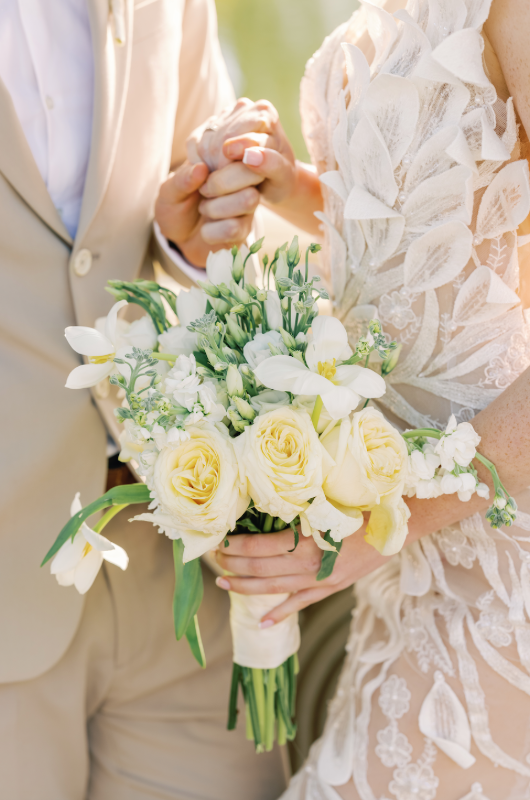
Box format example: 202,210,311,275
0,80,73,245
76,0,134,244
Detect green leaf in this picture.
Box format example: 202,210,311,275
193,350,211,368
316,531,343,581
227,663,241,729
288,523,299,553
185,614,206,668
236,518,261,533
41,483,152,567
172,540,204,640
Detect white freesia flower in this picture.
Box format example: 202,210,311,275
243,330,287,369
158,287,206,356
95,313,158,352
434,415,481,471
254,316,386,420
440,470,478,502
133,423,248,562
65,300,130,389
50,493,128,593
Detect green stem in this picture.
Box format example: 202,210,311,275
311,395,324,430
227,664,241,730
305,248,310,283
252,668,266,744
93,504,128,533
265,668,277,752
151,352,178,362
475,452,504,493
262,514,274,533
401,428,442,439
277,698,287,746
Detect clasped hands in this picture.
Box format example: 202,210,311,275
155,99,381,622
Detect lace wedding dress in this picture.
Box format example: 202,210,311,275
283,1,530,798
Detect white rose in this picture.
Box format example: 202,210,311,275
434,414,481,471
134,423,248,561
243,330,287,369
250,389,290,415
234,407,325,523
321,409,408,510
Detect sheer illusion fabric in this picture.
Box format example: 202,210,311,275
282,1,530,798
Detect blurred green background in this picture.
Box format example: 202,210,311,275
215,0,359,161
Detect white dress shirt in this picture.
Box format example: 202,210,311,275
0,0,94,238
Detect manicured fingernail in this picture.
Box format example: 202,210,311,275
216,577,231,590
243,147,264,167
259,619,274,629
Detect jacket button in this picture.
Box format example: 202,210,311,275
73,249,92,276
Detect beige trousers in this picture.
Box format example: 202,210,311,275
0,510,287,799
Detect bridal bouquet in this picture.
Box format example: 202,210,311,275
43,237,515,752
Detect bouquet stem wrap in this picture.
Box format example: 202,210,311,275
228,591,300,750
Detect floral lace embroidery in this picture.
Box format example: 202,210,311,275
379,290,418,331
389,739,439,800
402,596,455,675
435,527,477,568
475,590,514,647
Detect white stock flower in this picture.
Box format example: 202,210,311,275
50,494,128,593
254,316,386,420
184,382,226,425
434,415,481,471
65,300,130,389
243,330,287,369
477,482,490,499
404,443,442,498
133,423,248,562
164,354,201,410
440,470,478,502
158,287,206,356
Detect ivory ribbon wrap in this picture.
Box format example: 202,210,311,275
229,592,300,669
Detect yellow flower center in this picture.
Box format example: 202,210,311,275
170,443,220,506
89,352,115,364
82,542,93,558
317,359,337,381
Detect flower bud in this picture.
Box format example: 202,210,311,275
287,235,300,266
309,243,322,253
197,280,220,298
230,304,247,315
249,236,264,254
279,327,296,349
493,496,507,510
105,286,128,301
226,315,249,347
230,280,250,304
205,347,220,368
232,396,256,421
281,297,289,311
231,249,244,282
256,289,267,302
275,251,289,280
268,344,285,356
381,343,402,376
226,365,244,397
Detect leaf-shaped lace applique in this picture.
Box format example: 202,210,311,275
418,671,476,768
452,265,520,326
390,290,439,380
343,219,366,269
400,541,432,596
362,0,398,74
475,160,530,242
320,171,348,203
344,187,404,266
363,74,420,168
408,78,470,157
349,114,398,206
425,0,467,49
404,221,472,292
333,92,353,191
381,11,431,78
404,126,470,194
463,0,494,29
342,43,370,127
314,212,347,304
316,684,355,785
432,29,489,87
457,784,492,800
401,165,473,239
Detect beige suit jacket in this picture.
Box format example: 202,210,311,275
0,0,233,683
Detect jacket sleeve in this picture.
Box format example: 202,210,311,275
170,0,235,169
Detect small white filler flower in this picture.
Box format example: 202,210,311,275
50,494,129,593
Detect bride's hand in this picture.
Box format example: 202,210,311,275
214,526,389,626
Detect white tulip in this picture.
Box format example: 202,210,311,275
254,316,386,420
50,493,128,594
434,414,481,471
264,290,283,330
65,300,131,389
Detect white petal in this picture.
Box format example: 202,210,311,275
320,385,360,420
83,524,117,553
181,528,226,563
65,362,113,389
50,533,86,575
336,365,386,398
73,549,104,594
70,492,82,516
102,543,129,570
65,326,114,357
306,316,349,370
176,287,207,329
104,300,128,345
253,356,331,396
55,568,76,587
206,249,233,285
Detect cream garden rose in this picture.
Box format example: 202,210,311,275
320,408,409,554
134,423,248,562
234,407,326,523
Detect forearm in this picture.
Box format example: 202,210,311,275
262,162,323,237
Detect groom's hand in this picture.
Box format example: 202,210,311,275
214,525,389,626
155,160,259,267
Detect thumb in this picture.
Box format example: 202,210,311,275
159,161,209,205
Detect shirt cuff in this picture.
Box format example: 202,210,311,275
153,221,207,285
